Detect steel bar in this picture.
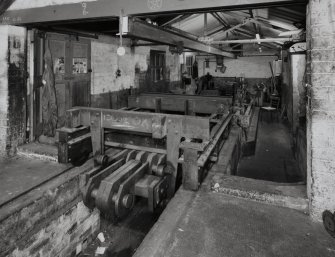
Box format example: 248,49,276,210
105,141,167,155
210,37,293,44
127,19,235,58
198,114,233,167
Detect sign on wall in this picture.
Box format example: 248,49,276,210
72,57,87,74
54,57,65,74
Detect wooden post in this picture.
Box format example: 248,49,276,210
90,110,103,156
166,118,182,198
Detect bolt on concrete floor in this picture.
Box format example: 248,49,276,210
134,189,335,257
237,118,302,183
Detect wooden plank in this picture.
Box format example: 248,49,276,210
128,94,232,114
0,0,306,25
166,118,182,198
90,110,103,156
243,107,260,156
66,107,211,141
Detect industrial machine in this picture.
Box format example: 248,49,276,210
60,93,234,221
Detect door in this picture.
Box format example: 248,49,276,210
34,32,91,138
149,50,167,92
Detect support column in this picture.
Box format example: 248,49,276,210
307,0,335,221
0,25,26,158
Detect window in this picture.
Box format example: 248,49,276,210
186,56,193,76
150,50,165,82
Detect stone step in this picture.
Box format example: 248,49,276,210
17,142,58,162
204,173,308,212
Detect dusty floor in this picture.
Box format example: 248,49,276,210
79,199,162,257
134,189,335,257
237,114,302,183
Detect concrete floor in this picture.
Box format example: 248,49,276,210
134,189,335,257
237,116,302,183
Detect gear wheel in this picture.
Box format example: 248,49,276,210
322,210,335,238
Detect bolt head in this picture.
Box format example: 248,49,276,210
122,194,134,209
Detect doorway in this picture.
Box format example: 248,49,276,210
32,32,91,141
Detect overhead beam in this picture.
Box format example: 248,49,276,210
221,18,253,34
161,14,192,27
0,0,15,16
211,13,229,29
210,12,238,37
0,0,307,25
210,37,293,44
256,17,298,30
127,19,236,58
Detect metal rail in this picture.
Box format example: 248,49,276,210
197,114,233,167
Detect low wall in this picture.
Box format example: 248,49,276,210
211,126,242,175
0,160,100,257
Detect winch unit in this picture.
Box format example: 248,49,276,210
60,93,234,221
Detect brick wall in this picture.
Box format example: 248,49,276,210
8,202,100,257
0,26,9,158
1,162,101,257
90,36,181,107
0,25,26,158
307,0,335,221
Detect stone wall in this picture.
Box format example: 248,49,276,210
306,0,335,221
0,25,26,158
0,26,8,157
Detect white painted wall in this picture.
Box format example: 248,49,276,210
90,36,148,95
197,55,277,78
90,36,180,95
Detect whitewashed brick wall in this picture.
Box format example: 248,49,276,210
307,0,335,221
